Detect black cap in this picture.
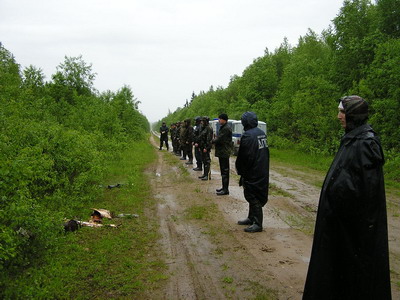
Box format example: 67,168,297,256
218,113,228,121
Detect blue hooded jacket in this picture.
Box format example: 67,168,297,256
235,111,269,180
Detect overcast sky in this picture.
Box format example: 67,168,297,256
1,0,344,122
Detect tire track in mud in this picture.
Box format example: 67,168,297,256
152,147,227,299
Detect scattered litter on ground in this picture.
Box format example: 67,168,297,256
77,221,119,228
107,183,124,189
91,208,112,221
98,183,125,189
64,208,139,232
117,213,139,218
64,219,81,232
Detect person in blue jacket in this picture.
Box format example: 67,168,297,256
235,111,269,233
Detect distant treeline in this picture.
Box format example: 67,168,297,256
0,45,149,275
159,0,400,181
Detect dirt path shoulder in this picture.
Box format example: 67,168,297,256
147,134,399,299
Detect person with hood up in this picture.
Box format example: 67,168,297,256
235,111,269,233
303,96,392,300
159,122,169,151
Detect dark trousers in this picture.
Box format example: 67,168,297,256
160,138,169,150
185,144,193,161
201,150,211,177
218,157,230,191
243,177,269,227
172,139,178,153
180,143,186,158
194,146,202,169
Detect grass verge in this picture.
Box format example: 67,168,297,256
2,140,166,299
270,147,400,192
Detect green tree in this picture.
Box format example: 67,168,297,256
237,52,279,105
331,0,381,92
21,65,46,98
0,44,21,100
49,55,96,103
362,39,400,150
376,0,400,38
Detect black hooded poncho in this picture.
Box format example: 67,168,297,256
303,97,392,299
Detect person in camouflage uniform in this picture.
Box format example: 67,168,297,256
192,116,203,171
175,121,183,157
170,123,178,154
179,120,187,160
182,118,194,165
197,116,213,181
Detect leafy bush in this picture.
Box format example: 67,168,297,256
0,45,150,280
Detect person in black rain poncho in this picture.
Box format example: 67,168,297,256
303,96,392,300
235,111,269,233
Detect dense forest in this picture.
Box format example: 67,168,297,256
0,45,149,279
159,0,400,181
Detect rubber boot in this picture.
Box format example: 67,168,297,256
216,174,229,195
200,163,211,180
244,205,263,232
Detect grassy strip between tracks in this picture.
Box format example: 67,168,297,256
2,140,166,299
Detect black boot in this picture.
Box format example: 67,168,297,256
237,218,252,225
244,223,262,232
185,160,193,165
216,174,229,195
244,207,263,232
200,164,211,180
216,190,229,195
198,166,207,178
216,187,223,192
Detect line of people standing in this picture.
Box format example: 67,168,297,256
161,113,270,234
160,99,392,298
167,116,214,181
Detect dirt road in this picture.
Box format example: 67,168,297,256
148,135,399,299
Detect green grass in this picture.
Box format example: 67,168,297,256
222,276,234,284
269,183,294,198
244,280,279,300
1,141,166,299
270,148,332,173
270,147,400,193
185,204,217,220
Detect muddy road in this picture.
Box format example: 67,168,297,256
148,135,399,300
